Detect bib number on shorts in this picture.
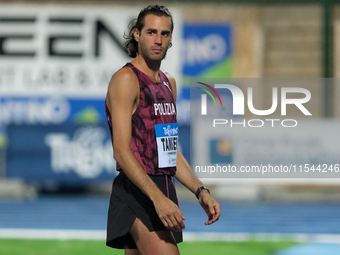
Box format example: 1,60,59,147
154,123,178,168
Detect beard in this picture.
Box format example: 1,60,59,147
139,42,170,61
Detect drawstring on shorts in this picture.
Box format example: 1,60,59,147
165,175,179,205
165,174,170,198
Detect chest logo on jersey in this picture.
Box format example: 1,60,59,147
163,81,171,91
154,103,176,116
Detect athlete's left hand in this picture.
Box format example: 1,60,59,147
198,191,221,225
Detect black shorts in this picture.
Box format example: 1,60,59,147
106,171,183,249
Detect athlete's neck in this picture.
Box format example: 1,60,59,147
131,55,161,83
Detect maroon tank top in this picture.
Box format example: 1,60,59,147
105,63,177,175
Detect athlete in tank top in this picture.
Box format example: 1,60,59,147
105,6,220,255
105,63,177,175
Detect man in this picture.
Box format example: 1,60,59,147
105,5,221,255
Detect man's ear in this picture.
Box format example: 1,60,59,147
134,29,140,42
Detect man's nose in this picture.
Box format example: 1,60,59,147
155,33,162,45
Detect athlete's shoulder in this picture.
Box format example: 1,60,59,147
112,65,138,84
108,65,138,91
163,71,176,85
106,65,139,106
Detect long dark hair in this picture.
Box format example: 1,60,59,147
125,5,174,58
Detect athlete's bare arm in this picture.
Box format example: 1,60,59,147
106,67,185,232
176,151,221,225
165,72,221,225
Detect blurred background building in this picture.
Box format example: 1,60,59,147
0,0,340,202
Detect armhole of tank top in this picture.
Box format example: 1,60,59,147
125,65,141,117
160,70,176,103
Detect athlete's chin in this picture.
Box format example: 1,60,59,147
149,53,167,61
157,50,169,60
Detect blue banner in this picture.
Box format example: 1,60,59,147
6,124,117,184
182,24,232,78
0,96,106,125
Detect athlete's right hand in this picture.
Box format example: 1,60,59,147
153,197,186,232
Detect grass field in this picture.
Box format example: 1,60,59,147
0,239,297,255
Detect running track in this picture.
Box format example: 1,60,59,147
1,196,340,254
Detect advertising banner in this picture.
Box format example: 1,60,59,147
0,5,181,97
6,124,117,184
182,24,232,81
0,96,106,125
